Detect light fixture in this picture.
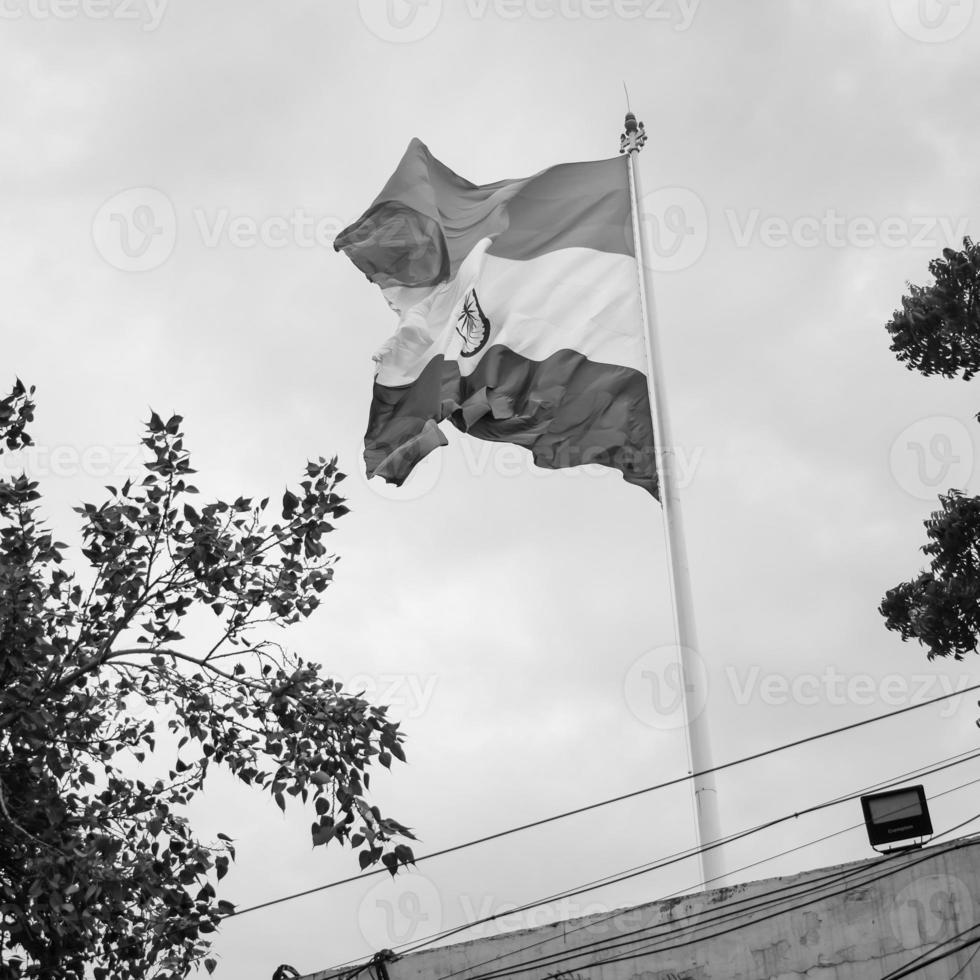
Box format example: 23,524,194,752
860,785,933,853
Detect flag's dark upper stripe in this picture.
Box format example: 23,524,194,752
334,138,635,290
364,345,658,499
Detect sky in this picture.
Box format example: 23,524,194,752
3,1,980,977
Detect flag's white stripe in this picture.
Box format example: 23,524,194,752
374,242,646,387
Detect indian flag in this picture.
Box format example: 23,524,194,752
334,138,658,498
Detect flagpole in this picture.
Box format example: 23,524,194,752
620,112,724,888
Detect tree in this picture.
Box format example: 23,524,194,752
880,238,980,659
884,238,980,380
0,381,415,980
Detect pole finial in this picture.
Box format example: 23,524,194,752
619,112,647,154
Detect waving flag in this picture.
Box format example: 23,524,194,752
334,138,658,497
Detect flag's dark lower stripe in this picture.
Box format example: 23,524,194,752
365,346,658,499
335,140,633,289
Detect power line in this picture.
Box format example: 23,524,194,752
229,679,980,919
331,828,867,980
326,844,888,980
948,936,980,980
879,922,980,980
453,814,980,980
325,814,867,980
578,815,980,979
430,846,885,980
495,824,980,980
394,752,980,961
319,755,980,980
410,750,980,980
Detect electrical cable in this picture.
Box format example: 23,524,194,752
879,922,980,980
441,811,980,980
319,757,980,980
435,852,892,980
544,815,980,980
477,825,980,980
414,753,980,980
229,680,980,919
948,935,980,980
389,751,980,960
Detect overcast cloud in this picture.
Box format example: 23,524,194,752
3,2,980,977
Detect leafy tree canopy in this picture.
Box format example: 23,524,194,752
0,381,415,980
881,491,980,659
881,238,980,660
885,237,980,380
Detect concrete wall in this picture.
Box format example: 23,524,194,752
305,836,980,980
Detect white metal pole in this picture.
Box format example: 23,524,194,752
620,112,724,888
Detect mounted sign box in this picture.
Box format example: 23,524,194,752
861,785,933,850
